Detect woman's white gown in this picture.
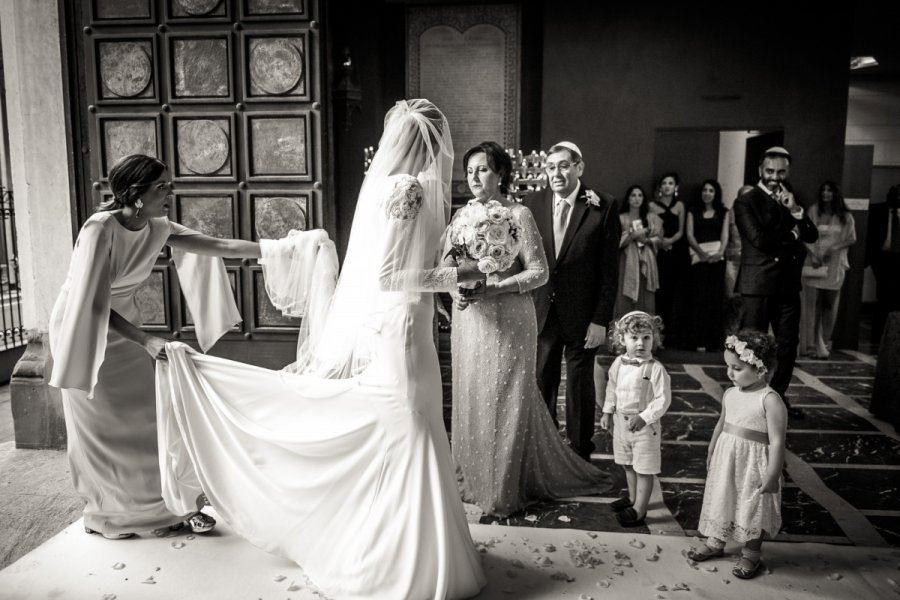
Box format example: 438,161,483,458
156,175,486,599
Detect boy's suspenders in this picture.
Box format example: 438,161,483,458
637,360,654,412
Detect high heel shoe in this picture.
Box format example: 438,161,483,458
186,511,216,533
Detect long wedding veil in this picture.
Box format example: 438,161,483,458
288,99,454,378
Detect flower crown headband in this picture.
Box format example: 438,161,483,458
724,335,767,375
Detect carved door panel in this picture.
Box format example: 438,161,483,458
80,0,323,367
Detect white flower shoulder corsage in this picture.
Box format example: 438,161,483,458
585,189,602,207
724,335,767,374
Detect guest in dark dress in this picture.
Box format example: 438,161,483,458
650,172,690,349
686,179,729,351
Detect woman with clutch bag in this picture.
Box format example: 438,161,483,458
686,179,729,351
800,181,856,358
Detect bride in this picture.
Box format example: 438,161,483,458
156,100,487,599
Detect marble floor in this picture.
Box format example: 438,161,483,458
443,344,900,550
2,339,898,597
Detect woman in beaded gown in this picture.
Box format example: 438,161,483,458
444,141,610,517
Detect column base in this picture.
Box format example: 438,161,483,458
10,331,66,449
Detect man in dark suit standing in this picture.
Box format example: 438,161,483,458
865,184,900,347
735,147,818,419
524,142,620,460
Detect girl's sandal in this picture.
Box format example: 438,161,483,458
732,556,763,579
187,511,216,533
687,544,725,562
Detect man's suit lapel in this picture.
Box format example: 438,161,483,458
557,183,588,262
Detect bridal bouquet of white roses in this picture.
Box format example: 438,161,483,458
446,200,521,289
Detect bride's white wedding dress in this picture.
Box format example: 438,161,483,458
156,174,485,599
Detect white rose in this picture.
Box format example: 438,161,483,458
488,245,505,260
478,256,499,273
471,239,488,258
485,224,508,245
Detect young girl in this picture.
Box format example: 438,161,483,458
690,329,787,579
600,311,671,527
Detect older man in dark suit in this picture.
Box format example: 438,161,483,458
735,147,818,419
524,142,620,460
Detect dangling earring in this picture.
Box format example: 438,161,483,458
134,198,144,218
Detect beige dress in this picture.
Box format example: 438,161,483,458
48,212,200,535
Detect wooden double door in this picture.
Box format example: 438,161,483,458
75,0,325,366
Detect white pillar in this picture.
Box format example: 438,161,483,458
1,0,75,332
1,0,74,448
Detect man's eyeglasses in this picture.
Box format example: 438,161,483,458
545,161,580,175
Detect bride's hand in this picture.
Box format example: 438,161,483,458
142,336,169,361
454,296,470,311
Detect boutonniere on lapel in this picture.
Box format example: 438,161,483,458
584,189,602,207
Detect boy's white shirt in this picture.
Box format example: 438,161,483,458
602,355,672,425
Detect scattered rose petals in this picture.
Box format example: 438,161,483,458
141,577,156,585
629,539,645,549
723,579,731,584
287,582,302,591
186,535,195,541
558,515,572,523
612,568,624,576
702,565,718,572
656,595,666,600
273,575,286,582
656,584,669,591
686,559,699,569
673,582,690,591
614,550,630,560
511,559,525,569
550,571,574,582
579,595,594,600
111,563,125,570
534,556,553,567
613,560,633,568
826,573,843,581
170,541,185,549
646,553,660,562
656,545,663,554
597,579,611,588
102,595,116,600
563,541,575,549
586,532,598,539
543,544,557,553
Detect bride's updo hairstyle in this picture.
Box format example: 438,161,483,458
99,155,167,212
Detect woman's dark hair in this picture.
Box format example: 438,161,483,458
691,179,726,218
817,180,849,224
620,184,649,228
463,141,513,195
99,155,167,212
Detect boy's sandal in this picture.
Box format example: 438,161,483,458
85,527,135,540
732,556,763,579
615,507,646,527
610,496,634,511
187,511,216,533
687,544,725,562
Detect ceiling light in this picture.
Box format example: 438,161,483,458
850,56,879,70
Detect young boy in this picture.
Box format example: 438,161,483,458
600,311,672,526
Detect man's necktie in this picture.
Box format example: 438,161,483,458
554,199,570,257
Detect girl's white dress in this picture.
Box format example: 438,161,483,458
698,385,782,542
